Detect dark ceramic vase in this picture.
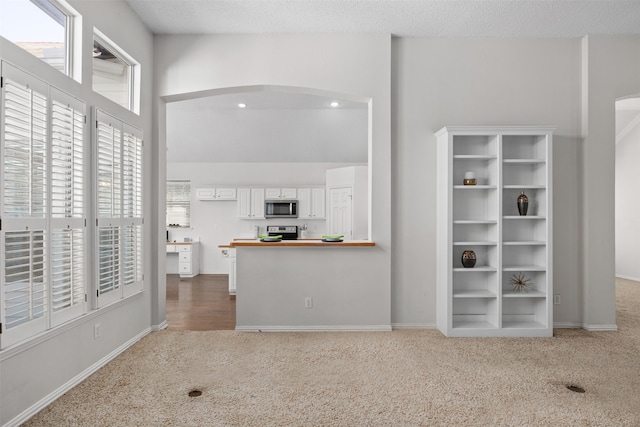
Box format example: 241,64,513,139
517,191,529,216
461,250,477,268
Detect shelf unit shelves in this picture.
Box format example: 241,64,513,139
436,126,553,337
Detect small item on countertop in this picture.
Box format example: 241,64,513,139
321,234,344,242
259,234,282,242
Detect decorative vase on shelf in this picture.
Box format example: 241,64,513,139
517,191,529,216
461,250,477,268
463,171,477,186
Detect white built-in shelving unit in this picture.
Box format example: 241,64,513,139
435,126,553,337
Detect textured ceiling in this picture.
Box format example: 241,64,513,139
126,0,640,38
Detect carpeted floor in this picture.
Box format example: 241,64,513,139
25,280,640,426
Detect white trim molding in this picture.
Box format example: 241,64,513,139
615,274,640,283
151,320,168,331
391,323,437,330
235,325,392,332
582,323,618,332
553,322,583,329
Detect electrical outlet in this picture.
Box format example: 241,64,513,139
305,297,313,308
553,294,561,305
94,323,101,339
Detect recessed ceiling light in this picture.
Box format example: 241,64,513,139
330,101,340,108
238,103,247,108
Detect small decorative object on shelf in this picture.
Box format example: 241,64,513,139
517,191,529,216
463,171,477,186
510,272,532,292
461,250,477,268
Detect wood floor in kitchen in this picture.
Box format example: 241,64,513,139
166,274,236,330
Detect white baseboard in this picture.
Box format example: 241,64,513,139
391,323,437,330
235,325,392,332
6,328,152,427
553,322,582,329
583,323,618,331
151,320,168,331
616,274,640,282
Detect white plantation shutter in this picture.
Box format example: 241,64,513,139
49,88,86,326
51,92,84,219
1,63,87,348
1,64,50,347
2,230,47,345
95,110,143,306
97,118,121,218
50,228,84,326
2,70,48,219
98,226,120,296
122,125,143,296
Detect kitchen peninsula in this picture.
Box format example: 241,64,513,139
228,239,389,332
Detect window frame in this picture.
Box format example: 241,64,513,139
92,29,139,113
0,0,79,79
166,180,192,228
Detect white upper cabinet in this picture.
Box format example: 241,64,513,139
298,187,326,219
196,187,237,200
237,188,265,219
265,188,297,199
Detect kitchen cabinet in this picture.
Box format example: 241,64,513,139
265,188,297,199
196,187,237,200
237,187,265,219
298,187,326,219
435,126,553,337
229,258,237,295
220,247,237,295
166,242,200,278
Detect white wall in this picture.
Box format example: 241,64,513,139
154,33,393,326
616,117,640,280
0,1,154,425
156,34,640,330
167,162,364,273
392,37,583,327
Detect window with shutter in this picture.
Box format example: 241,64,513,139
95,110,143,306
1,66,50,347
1,63,87,348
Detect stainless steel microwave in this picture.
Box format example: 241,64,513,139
265,200,298,218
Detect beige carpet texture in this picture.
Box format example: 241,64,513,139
25,280,640,426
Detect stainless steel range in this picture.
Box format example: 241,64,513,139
267,225,298,240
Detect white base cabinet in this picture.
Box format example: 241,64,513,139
167,242,200,278
435,126,553,337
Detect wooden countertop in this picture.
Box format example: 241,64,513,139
228,239,375,247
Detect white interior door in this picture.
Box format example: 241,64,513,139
329,187,353,239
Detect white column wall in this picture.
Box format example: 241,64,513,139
581,35,640,330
